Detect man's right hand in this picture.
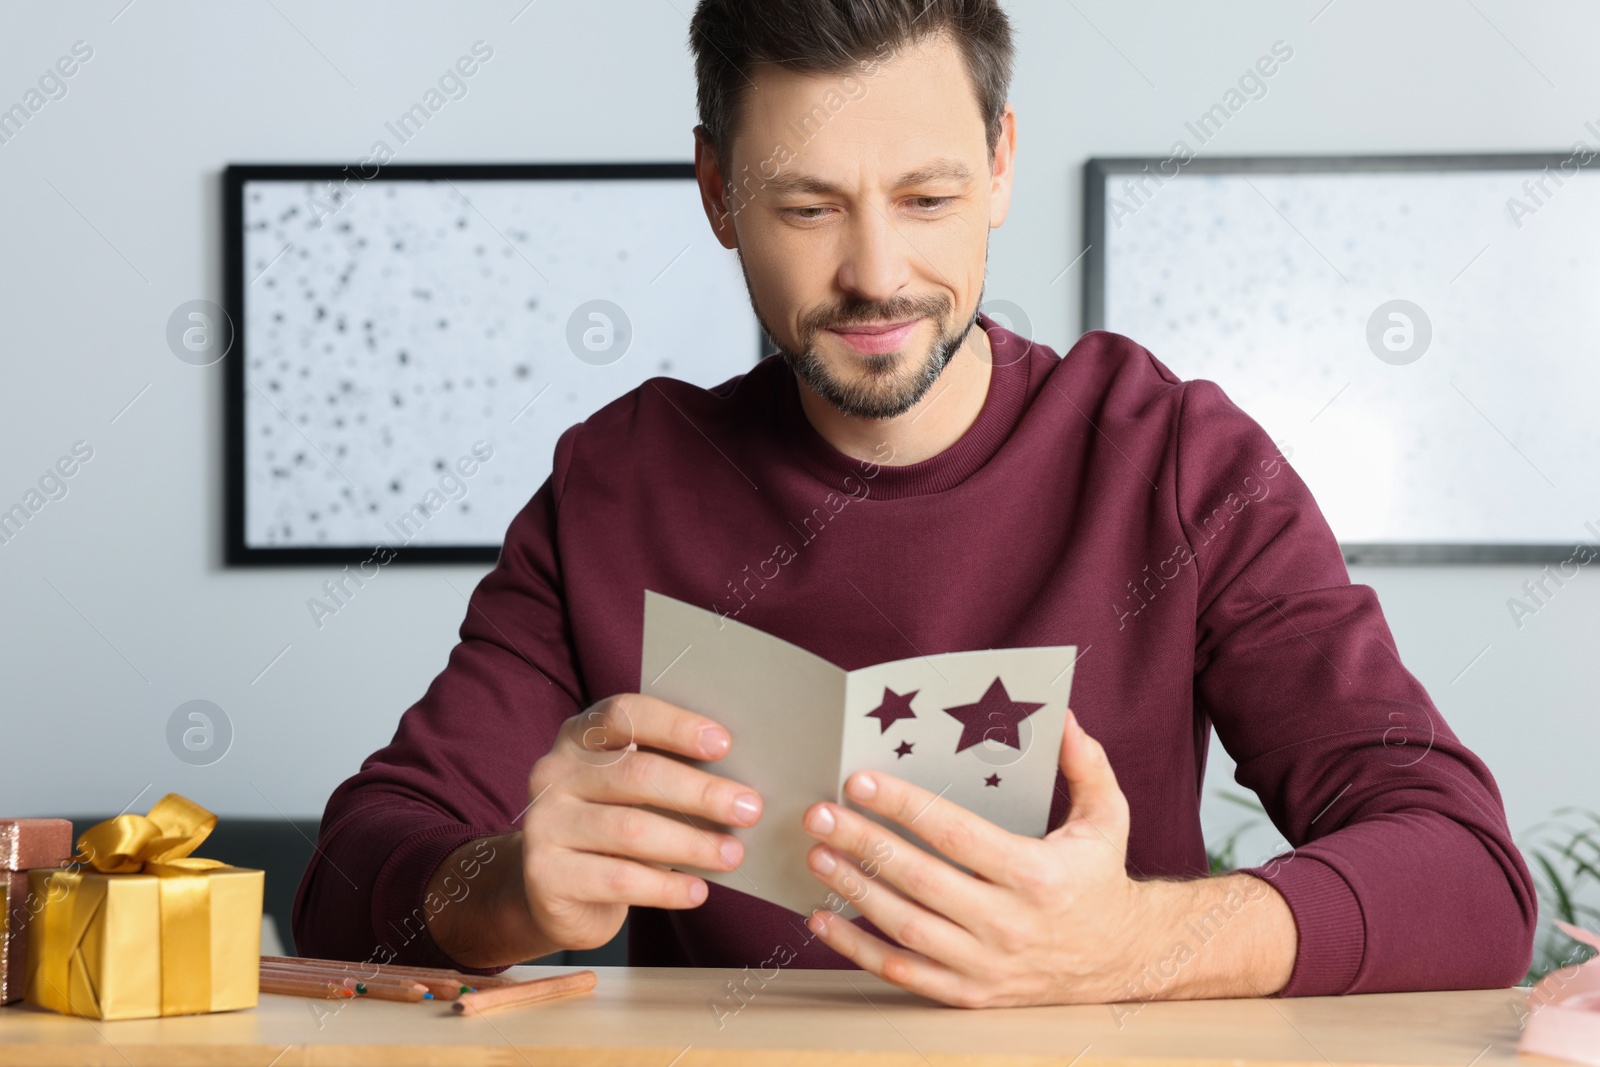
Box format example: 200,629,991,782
519,693,762,952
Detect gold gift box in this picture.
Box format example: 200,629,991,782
24,794,263,1020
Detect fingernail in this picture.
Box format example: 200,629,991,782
719,838,742,868
689,879,708,904
807,805,835,834
807,910,827,935
810,848,837,875
732,793,761,824
846,773,877,800
700,726,730,757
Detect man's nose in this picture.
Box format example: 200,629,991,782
835,207,912,304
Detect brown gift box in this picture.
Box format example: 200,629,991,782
0,819,72,872
2,871,32,1004
1,821,71,1005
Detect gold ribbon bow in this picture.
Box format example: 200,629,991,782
36,794,228,1017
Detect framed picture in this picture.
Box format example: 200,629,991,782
1084,153,1600,564
223,163,764,565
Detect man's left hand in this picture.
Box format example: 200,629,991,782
800,706,1292,1007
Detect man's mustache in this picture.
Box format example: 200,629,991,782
805,300,951,334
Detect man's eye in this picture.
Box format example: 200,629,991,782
786,198,952,221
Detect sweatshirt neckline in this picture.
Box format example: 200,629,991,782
774,312,1032,500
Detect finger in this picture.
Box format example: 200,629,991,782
804,843,982,966
828,770,1023,887
575,748,762,828
551,849,709,910
805,907,972,1006
559,800,744,873
1051,707,1130,840
567,693,734,762
803,798,1002,920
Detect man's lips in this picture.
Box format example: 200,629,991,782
825,318,921,355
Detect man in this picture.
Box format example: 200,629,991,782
293,0,1536,1008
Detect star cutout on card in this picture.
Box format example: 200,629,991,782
866,687,918,734
941,677,1044,753
893,740,914,759
984,774,1001,787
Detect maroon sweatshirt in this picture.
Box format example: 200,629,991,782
292,316,1536,996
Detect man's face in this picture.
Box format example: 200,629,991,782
698,31,1015,420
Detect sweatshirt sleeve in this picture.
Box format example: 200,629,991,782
291,423,588,973
1173,377,1537,996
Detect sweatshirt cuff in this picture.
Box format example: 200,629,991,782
369,822,513,976
1238,855,1365,997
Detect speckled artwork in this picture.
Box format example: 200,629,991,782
1101,167,1600,546
240,176,760,550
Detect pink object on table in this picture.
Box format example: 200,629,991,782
1519,921,1600,1065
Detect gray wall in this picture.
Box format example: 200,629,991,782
1,2,1594,867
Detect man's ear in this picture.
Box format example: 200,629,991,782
988,103,1017,230
694,125,740,250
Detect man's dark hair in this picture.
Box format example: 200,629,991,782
687,0,1015,184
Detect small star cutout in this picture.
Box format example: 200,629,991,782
984,774,1001,787
893,740,914,759
941,677,1044,753
866,687,918,734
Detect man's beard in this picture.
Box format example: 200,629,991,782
738,257,983,420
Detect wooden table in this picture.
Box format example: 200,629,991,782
0,965,1564,1066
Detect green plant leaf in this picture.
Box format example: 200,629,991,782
1534,852,1577,925
1563,829,1600,862
1215,789,1267,813
1558,847,1600,886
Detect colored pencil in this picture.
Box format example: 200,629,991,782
260,959,463,1000
259,972,356,1000
452,970,598,1016
259,963,429,1003
260,954,518,990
